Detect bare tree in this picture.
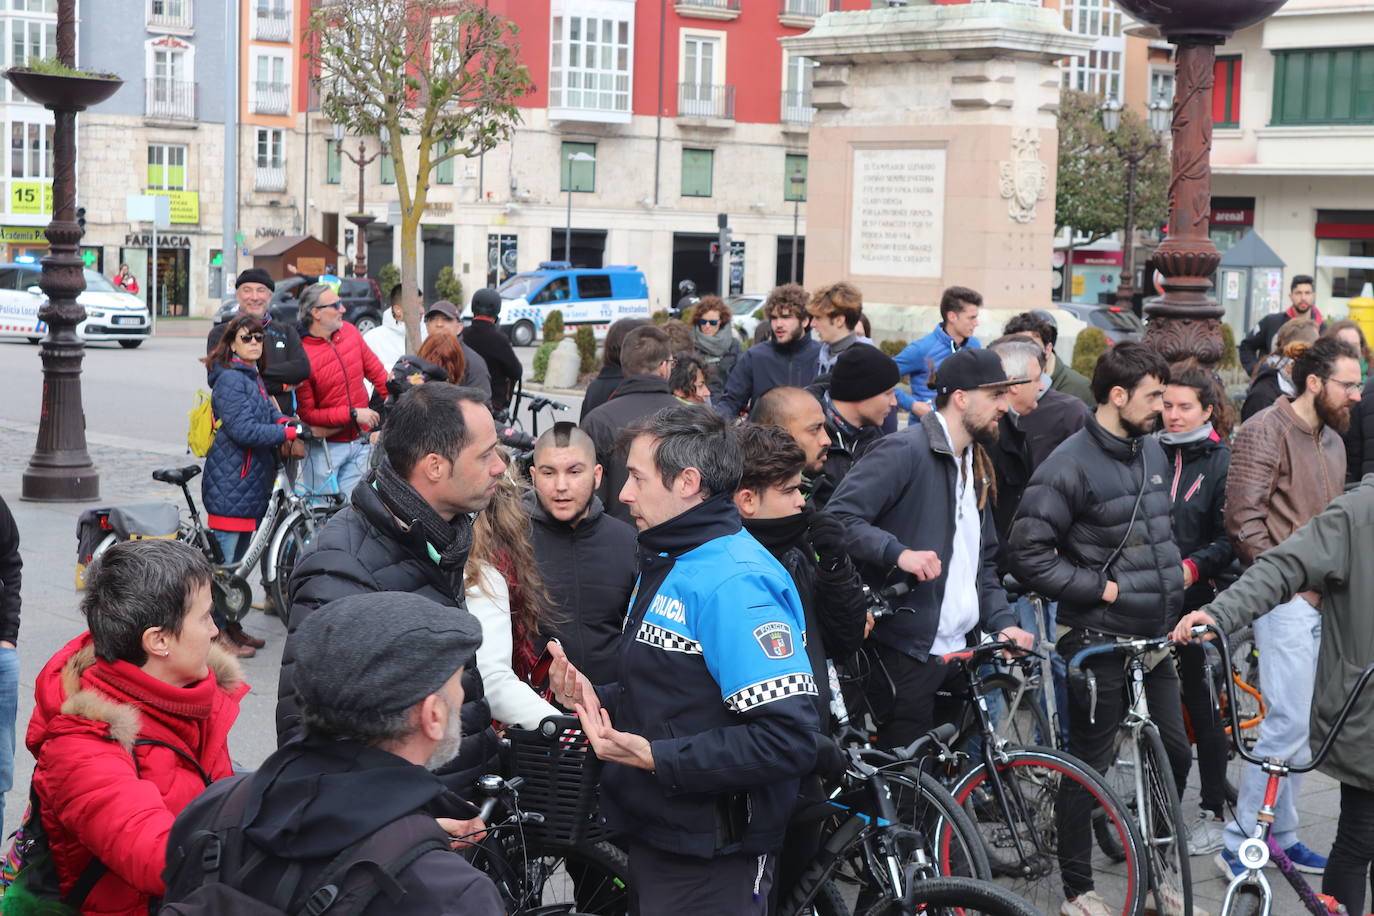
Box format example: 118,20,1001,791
309,0,532,350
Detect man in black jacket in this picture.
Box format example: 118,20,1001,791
526,422,637,686
1239,274,1322,373
580,325,680,524
1008,342,1189,916
207,268,311,414
165,592,503,914
280,382,506,792
464,288,523,413
828,348,1032,749
809,345,897,511
715,284,821,417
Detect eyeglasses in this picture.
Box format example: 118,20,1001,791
236,331,266,343
312,302,343,312
1320,376,1362,395
695,318,719,327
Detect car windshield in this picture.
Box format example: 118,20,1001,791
498,274,546,300
83,269,117,293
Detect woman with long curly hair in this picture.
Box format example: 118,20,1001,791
465,455,560,729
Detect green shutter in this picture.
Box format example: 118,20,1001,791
560,141,595,192
435,141,453,185
784,154,808,202
681,148,713,198
1273,47,1374,125
326,142,341,184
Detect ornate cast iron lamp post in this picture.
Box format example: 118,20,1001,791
1101,93,1171,312
333,124,385,279
1113,0,1289,367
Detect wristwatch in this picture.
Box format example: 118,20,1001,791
350,407,358,424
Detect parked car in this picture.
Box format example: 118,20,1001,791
214,275,384,333
1056,302,1145,344
0,263,152,348
724,294,766,343
469,262,650,347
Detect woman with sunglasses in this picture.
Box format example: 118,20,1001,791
199,313,307,656
690,294,740,399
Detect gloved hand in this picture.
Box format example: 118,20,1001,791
291,421,314,440
808,512,849,563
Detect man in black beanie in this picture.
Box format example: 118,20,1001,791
808,344,899,510
162,592,505,914
207,267,309,415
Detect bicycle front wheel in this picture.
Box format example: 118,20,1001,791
885,766,992,881
1139,724,1192,916
936,746,1147,916
901,875,1046,916
268,509,332,620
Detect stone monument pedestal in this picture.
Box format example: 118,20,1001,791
784,3,1093,341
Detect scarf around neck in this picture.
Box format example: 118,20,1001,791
1158,422,1215,447
693,326,734,362
372,462,472,570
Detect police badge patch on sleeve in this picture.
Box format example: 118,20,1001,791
753,622,795,659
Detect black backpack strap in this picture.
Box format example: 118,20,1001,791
162,774,258,901
291,814,453,916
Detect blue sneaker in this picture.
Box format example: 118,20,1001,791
1284,842,1327,875
1215,849,1245,880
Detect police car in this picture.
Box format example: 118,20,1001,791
472,262,650,347
0,261,152,348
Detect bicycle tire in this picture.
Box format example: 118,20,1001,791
268,509,332,621
1226,882,1264,916
1138,724,1192,916
1094,726,1131,863
899,875,1045,916
935,745,1147,916
798,879,848,916
469,833,629,916
886,766,992,881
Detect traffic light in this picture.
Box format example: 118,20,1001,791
76,206,86,232
709,242,720,264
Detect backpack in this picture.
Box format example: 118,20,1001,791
159,775,453,916
0,786,108,915
187,390,219,458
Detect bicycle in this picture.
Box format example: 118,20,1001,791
933,640,1148,916
779,723,1040,916
495,381,573,475
999,573,1065,750
1191,623,1374,916
1068,637,1193,916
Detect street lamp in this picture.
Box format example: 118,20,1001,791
564,150,596,263
333,123,386,279
1101,92,1169,312
789,166,806,284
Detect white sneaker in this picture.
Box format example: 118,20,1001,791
1187,811,1226,856
1060,890,1114,916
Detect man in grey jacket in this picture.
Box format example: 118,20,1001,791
827,348,1031,748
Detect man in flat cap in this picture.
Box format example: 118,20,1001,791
162,592,504,914
826,346,1034,750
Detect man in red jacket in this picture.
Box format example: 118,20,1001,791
295,283,389,500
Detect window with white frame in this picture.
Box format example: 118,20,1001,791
12,0,56,12
256,128,283,168
1061,0,1124,100
6,18,58,98
1150,69,1175,108
783,54,816,123
147,144,186,190
252,52,289,114
9,119,53,179
148,0,191,28
549,13,632,114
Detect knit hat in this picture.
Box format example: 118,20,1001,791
830,344,900,402
235,268,275,291
292,592,482,718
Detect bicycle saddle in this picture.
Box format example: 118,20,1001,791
152,465,202,486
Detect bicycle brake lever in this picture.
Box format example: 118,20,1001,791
1087,670,1099,726
1204,660,1219,723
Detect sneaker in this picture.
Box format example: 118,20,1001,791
1145,884,1211,916
1284,842,1327,875
1060,890,1113,916
1187,811,1226,856
1216,849,1246,880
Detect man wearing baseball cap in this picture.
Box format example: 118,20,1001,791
206,267,310,414
162,592,504,913
826,347,1034,748
421,299,493,402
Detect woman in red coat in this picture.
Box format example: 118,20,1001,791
24,539,247,915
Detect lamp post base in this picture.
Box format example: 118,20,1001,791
22,330,98,502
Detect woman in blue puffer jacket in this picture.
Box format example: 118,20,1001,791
200,313,306,654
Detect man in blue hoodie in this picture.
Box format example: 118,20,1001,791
551,404,819,915
893,285,983,418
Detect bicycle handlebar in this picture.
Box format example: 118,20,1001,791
1065,635,1175,681
847,722,958,771
863,580,912,619
939,639,1043,666
498,425,536,452
1189,623,1374,774
528,396,570,414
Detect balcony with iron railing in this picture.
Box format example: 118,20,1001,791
678,82,735,124
255,165,286,192
253,81,289,115
144,78,196,121
148,1,192,30
779,0,839,27
674,0,740,21
780,89,814,128
253,9,291,42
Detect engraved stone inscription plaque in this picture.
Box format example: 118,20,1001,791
849,146,946,279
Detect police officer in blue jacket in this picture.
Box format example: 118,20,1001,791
551,405,819,915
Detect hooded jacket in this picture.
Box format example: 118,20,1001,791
580,365,624,421
523,490,637,686
463,317,523,411
202,359,294,530
827,412,1015,660
26,634,246,915
1049,357,1095,409
595,495,819,857
297,321,390,442
580,374,682,525
163,739,503,915
1009,417,1184,638
1159,428,1233,613
278,476,497,791
207,314,310,414
804,394,886,513
715,335,821,417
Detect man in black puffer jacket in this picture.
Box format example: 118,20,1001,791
1008,342,1188,914
279,382,507,793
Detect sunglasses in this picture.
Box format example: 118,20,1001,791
236,331,266,343
695,318,719,327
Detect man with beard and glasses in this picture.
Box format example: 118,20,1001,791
715,284,821,417
1008,342,1190,916
1208,334,1360,883
162,592,504,914
526,422,638,687
827,348,1033,749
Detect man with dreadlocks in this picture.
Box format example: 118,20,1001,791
825,347,1033,749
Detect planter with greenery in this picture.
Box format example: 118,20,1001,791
5,59,121,110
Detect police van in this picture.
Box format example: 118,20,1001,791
474,262,650,346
